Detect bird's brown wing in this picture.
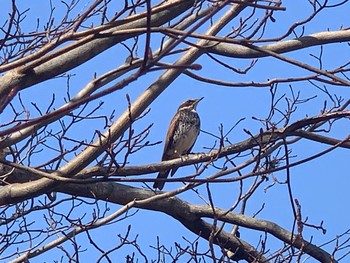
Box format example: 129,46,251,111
161,111,181,161
153,112,181,189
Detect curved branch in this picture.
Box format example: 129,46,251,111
2,110,349,205
56,182,336,263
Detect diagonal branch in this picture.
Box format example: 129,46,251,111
0,0,197,98
207,29,350,59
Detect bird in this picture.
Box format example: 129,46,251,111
153,97,203,190
0,147,12,175
0,147,11,159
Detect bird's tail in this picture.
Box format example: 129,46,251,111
153,170,170,190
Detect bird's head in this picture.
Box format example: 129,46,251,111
178,97,203,111
0,147,12,159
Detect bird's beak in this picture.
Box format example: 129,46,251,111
195,97,204,105
193,97,203,110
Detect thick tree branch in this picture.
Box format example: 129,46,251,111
56,182,336,263
2,109,349,205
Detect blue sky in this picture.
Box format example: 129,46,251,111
1,1,350,262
